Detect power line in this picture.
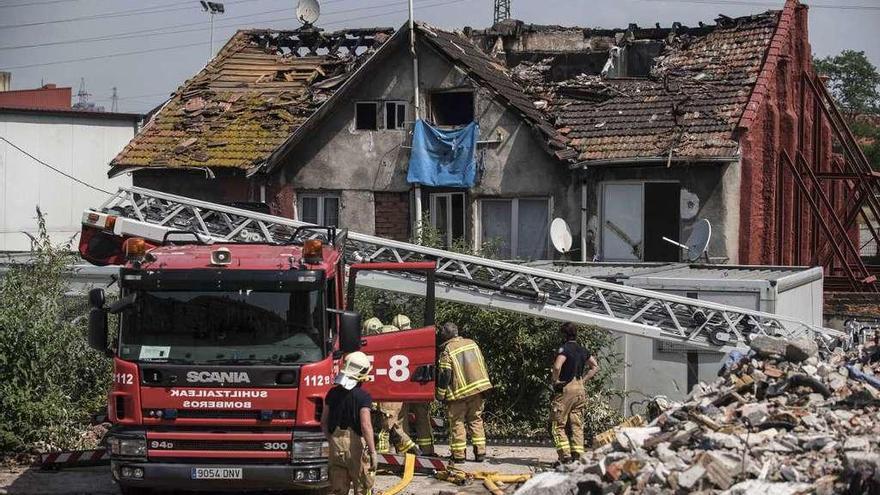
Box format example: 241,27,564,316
0,0,267,29
0,0,76,9
640,0,880,10
0,0,475,70
0,136,112,195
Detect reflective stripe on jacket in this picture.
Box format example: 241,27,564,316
436,337,492,401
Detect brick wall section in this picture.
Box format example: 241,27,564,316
374,192,410,241
268,183,296,218
735,0,840,265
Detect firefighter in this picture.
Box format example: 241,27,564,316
372,321,420,455
393,313,435,456
549,322,599,463
321,351,377,495
362,317,383,337
436,322,492,463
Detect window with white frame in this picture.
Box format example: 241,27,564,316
479,198,550,260
384,101,407,130
429,192,465,248
299,193,340,226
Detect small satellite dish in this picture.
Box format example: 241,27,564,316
685,219,711,262
662,219,712,262
550,218,573,254
296,0,320,26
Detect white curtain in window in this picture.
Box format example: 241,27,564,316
481,200,512,258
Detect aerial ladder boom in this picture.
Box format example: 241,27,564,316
83,187,844,352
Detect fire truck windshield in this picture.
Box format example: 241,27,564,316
118,289,325,365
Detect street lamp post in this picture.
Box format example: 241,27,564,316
199,1,225,62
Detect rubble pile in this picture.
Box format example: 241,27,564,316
518,334,880,494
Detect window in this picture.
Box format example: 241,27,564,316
299,193,340,226
355,102,378,130
385,101,407,130
600,182,680,262
479,198,550,260
430,91,474,126
430,192,465,248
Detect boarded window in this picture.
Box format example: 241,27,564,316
430,92,474,126
480,198,550,259
385,102,407,130
355,102,378,130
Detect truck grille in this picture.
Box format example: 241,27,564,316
157,440,288,451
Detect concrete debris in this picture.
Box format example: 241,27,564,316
519,335,880,494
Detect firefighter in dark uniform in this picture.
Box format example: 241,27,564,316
436,322,492,463
550,322,599,463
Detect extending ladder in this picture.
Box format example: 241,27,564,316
88,186,843,352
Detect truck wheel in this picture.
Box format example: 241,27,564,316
118,485,151,495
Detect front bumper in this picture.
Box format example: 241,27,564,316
111,460,328,491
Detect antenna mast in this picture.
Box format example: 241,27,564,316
110,87,119,112
493,0,511,24
76,78,91,107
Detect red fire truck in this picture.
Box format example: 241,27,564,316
79,212,437,494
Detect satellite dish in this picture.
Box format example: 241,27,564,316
296,0,320,26
685,219,711,262
662,219,712,262
550,218,573,254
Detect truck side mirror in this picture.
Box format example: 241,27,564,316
89,288,105,309
339,311,362,353
88,308,109,354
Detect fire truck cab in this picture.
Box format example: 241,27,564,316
81,217,436,493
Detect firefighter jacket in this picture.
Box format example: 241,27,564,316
436,337,492,401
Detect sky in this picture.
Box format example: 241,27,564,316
0,0,878,114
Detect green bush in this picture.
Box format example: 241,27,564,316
0,211,111,453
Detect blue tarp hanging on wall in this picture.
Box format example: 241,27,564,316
407,119,479,187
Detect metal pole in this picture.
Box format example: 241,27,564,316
209,12,215,61
409,0,423,241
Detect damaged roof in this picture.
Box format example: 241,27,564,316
417,23,573,160
526,11,782,164
110,27,393,174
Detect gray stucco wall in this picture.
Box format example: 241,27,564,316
580,161,741,263
269,34,577,254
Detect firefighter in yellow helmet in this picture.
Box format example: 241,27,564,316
436,322,492,463
393,314,435,456
372,321,419,455
361,317,383,337
321,351,376,495
550,322,599,463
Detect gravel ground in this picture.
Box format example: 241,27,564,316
0,445,556,494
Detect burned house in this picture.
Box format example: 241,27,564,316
111,0,876,291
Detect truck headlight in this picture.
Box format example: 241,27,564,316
291,440,329,459
113,438,146,457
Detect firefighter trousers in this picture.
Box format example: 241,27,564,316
376,402,416,454
446,393,486,461
550,378,586,461
328,428,374,495
406,402,435,455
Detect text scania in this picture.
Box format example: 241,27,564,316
170,389,268,398
186,371,251,384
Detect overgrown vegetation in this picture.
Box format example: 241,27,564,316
0,211,111,453
356,220,623,439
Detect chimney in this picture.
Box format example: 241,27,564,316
0,72,10,92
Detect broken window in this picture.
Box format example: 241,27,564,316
430,192,465,248
354,102,378,130
479,198,550,260
385,101,407,130
299,193,340,227
430,91,474,126
600,182,680,262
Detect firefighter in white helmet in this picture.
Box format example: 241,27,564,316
394,314,436,455
321,351,377,495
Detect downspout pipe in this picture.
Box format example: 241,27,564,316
409,0,423,241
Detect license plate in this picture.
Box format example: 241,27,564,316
191,467,243,480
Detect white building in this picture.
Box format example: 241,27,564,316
0,107,141,251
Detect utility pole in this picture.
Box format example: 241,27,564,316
199,1,225,62
111,87,118,113
493,0,511,24
409,0,423,240
75,78,91,108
